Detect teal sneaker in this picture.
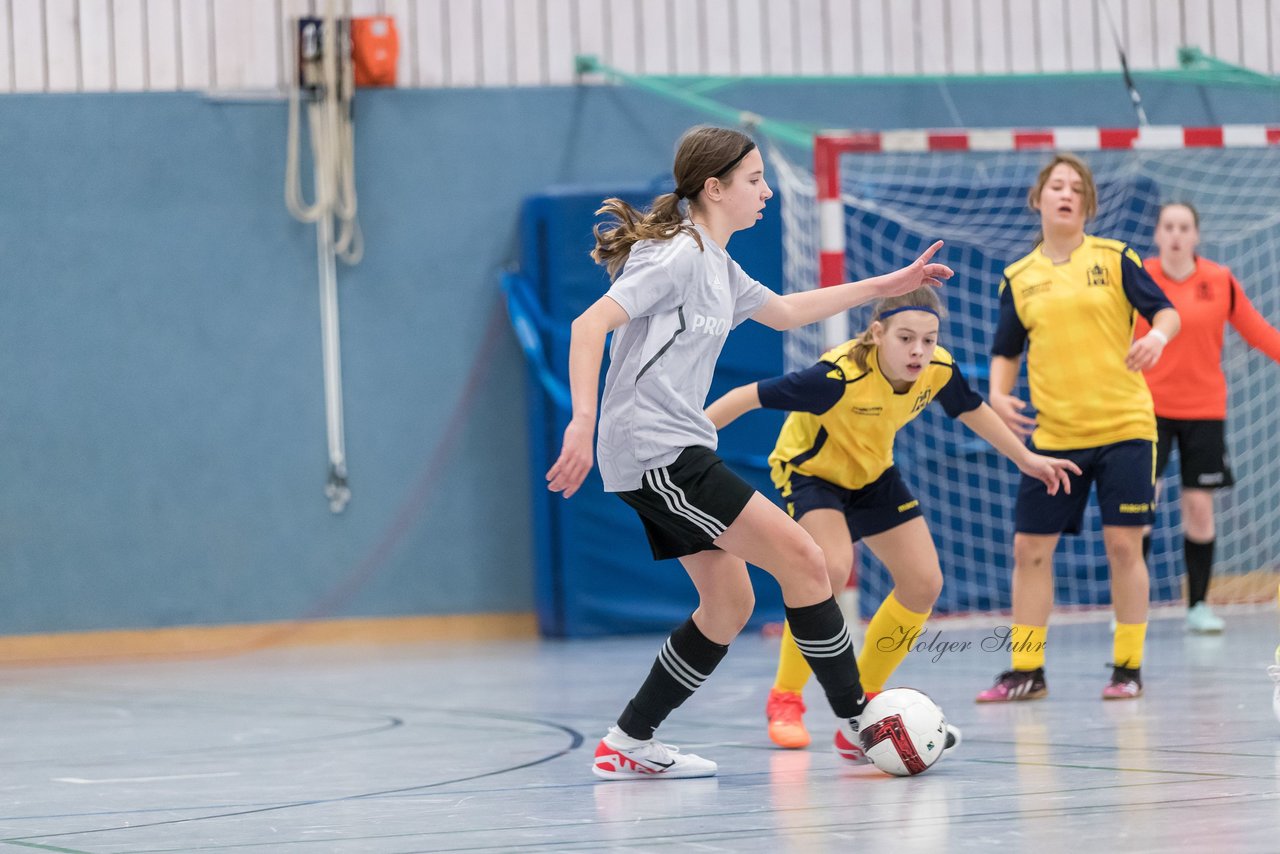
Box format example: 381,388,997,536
1186,602,1225,634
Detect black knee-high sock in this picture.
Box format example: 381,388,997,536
785,597,866,719
1141,533,1152,562
616,617,729,740
1185,538,1215,607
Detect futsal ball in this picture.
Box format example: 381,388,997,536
858,687,949,776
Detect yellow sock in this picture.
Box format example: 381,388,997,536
857,591,931,694
1010,624,1048,671
773,621,813,694
1113,622,1147,669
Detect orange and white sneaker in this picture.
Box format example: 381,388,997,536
833,716,870,765
766,688,810,749
592,727,717,780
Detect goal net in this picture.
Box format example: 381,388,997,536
770,126,1280,617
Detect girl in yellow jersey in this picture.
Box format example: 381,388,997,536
706,286,1079,748
976,153,1180,703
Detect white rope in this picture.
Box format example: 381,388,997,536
283,0,360,512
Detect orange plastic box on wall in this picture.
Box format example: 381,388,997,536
351,16,399,87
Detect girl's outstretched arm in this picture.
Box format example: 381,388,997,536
752,241,952,331
958,403,1081,495
705,383,763,430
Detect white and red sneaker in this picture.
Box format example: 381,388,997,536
592,726,717,780
833,716,870,765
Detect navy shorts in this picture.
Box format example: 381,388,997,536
1015,439,1156,535
1156,417,1235,490
777,466,923,542
616,447,756,561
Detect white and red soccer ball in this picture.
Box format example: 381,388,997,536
858,687,950,777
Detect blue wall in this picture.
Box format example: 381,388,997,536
1,80,1276,634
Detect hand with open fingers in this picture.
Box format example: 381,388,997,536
990,391,1036,438
1125,333,1166,371
881,240,954,296
1020,454,1081,496
546,416,595,499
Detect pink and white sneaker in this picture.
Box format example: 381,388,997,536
975,668,1048,703
592,727,717,780
1102,665,1143,700
834,717,871,765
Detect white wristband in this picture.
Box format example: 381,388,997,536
1148,328,1169,345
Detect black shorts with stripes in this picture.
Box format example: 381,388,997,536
616,446,757,561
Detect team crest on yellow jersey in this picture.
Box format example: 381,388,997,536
1087,263,1110,287
910,389,933,414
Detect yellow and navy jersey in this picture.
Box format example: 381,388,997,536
760,342,983,492
992,235,1173,451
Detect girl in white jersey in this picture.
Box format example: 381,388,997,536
546,125,954,779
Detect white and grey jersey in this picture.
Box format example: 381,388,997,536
597,223,773,492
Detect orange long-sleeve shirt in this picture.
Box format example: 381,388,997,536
1137,257,1280,420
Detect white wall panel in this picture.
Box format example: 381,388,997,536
732,0,767,76
3,0,1278,93
669,0,703,76
10,0,46,91
887,0,921,75
972,0,1007,73
44,0,78,90
110,0,148,90
541,0,574,84
1271,0,1280,73
476,0,511,86
412,0,448,86
176,0,211,89
1151,0,1182,68
1209,0,1244,63
210,0,277,90
145,0,181,89
761,0,795,76
918,0,949,76
823,0,854,75
0,0,14,91
856,0,887,76
1240,0,1272,72
1181,0,1213,57
1005,0,1038,73
1036,0,1069,74
442,0,478,86
789,0,822,76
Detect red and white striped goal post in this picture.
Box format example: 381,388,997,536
814,124,1280,290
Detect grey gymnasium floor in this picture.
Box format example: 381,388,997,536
2,607,1278,854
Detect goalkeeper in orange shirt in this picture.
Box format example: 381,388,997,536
1136,202,1280,634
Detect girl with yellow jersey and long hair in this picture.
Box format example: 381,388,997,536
976,153,1180,702
706,286,1079,748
